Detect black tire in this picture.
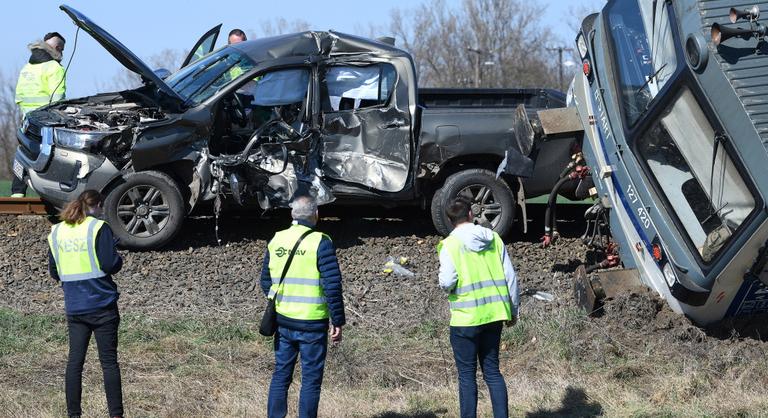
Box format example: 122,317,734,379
430,169,516,237
104,171,185,250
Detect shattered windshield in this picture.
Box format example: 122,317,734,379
636,88,756,263
607,0,677,127
165,48,255,104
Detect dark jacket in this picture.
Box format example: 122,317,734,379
48,222,123,315
260,220,346,332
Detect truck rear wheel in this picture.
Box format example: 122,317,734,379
431,169,516,237
104,171,185,250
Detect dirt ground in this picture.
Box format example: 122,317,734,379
2,206,768,416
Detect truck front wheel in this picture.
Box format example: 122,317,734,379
103,171,185,250
430,169,516,237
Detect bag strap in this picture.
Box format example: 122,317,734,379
275,228,315,290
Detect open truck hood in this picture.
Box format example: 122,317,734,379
60,5,186,105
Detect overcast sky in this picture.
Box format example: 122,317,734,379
1,0,599,97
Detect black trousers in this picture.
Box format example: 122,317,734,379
66,304,123,417
11,174,27,195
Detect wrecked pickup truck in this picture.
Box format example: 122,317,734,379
14,5,578,249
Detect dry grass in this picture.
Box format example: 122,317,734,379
1,308,767,417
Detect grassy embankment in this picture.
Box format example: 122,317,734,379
1,307,767,417
0,180,38,197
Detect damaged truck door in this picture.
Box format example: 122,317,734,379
319,61,412,192
207,63,333,210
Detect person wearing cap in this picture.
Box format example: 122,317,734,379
12,32,67,197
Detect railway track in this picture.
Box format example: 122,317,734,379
0,197,48,215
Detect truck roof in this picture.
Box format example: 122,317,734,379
228,30,412,62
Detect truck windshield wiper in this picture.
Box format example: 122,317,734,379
705,132,729,222
634,63,668,97
702,200,730,227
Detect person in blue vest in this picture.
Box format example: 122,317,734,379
438,197,520,418
260,195,345,418
47,190,124,418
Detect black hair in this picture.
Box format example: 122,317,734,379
446,196,472,226
228,29,247,41
44,32,66,43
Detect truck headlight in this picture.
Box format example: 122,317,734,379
53,128,110,150
662,263,677,287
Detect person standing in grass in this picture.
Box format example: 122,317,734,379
260,195,345,418
437,197,520,418
47,190,124,418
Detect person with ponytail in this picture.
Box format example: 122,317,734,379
48,189,124,418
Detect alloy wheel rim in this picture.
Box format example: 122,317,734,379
116,186,170,237
457,184,503,229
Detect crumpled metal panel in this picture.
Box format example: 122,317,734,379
322,104,411,192
231,31,408,64
259,148,334,207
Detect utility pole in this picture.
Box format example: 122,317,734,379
547,46,574,91
467,47,489,88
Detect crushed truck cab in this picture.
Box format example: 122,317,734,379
14,5,575,249
542,0,768,325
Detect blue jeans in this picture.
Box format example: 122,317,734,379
450,321,508,418
268,326,328,418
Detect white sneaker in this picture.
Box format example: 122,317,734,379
9,193,25,198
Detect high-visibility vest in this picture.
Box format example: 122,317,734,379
438,232,512,326
47,217,106,282
227,65,245,82
267,224,329,321
15,60,66,115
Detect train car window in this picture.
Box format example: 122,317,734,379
636,88,755,262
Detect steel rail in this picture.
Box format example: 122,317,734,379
0,197,48,215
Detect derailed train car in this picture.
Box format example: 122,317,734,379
530,0,768,324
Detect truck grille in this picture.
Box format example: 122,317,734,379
17,120,44,160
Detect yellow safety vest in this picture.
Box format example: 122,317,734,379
267,224,329,321
15,60,66,115
47,217,106,282
438,232,512,326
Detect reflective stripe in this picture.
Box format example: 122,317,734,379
49,93,64,102
272,277,321,286
50,218,105,282
50,223,61,271
455,279,507,295
60,271,109,282
85,219,100,274
275,294,326,304
17,95,52,104
450,294,509,309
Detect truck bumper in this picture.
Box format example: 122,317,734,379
15,128,121,208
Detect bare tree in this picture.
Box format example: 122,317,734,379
390,0,560,89
102,48,188,92
567,0,606,33
257,18,310,37
0,70,21,180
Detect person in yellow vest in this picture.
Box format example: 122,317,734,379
11,32,66,198
47,190,124,418
15,32,66,115
438,197,519,418
260,195,345,418
226,29,248,80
